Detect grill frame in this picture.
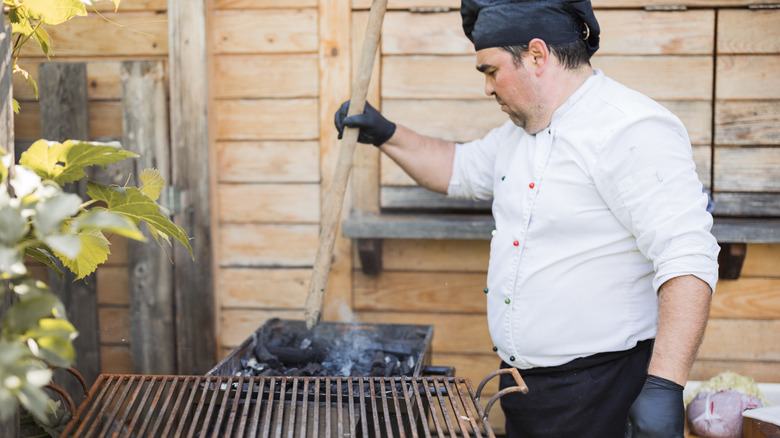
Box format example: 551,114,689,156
59,374,506,437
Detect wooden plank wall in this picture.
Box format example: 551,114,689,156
13,0,168,374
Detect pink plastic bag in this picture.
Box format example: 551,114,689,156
686,388,764,437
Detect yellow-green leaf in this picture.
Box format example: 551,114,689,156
53,229,110,280
19,139,138,184
139,168,164,201
22,0,87,26
87,182,193,259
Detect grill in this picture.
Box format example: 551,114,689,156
59,370,528,437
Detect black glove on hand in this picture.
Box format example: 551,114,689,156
334,100,396,147
628,374,685,438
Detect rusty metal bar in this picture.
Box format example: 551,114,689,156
61,374,506,437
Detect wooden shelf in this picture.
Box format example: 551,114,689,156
343,213,780,277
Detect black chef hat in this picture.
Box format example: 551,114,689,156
461,0,600,58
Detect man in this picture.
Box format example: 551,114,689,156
335,0,720,436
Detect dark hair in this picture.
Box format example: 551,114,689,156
502,39,591,70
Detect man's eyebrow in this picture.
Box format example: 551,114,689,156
476,64,492,73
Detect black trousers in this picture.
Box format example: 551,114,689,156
499,340,653,438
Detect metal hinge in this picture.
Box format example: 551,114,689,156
748,3,780,9
409,6,451,13
644,4,688,11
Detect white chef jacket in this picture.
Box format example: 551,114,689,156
447,70,720,370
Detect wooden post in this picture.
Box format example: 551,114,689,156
38,62,98,405
120,60,176,374
0,22,18,438
168,0,216,373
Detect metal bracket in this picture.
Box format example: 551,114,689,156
644,4,687,11
475,368,530,421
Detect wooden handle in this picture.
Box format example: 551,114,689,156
305,0,388,329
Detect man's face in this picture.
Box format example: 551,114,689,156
476,47,545,134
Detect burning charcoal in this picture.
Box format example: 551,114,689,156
384,354,401,377
369,351,386,376
253,343,281,369
285,367,302,377
302,363,324,376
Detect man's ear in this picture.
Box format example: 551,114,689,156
527,38,550,74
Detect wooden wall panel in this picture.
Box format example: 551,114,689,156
218,268,310,308
718,9,780,54
382,56,485,99
717,55,780,100
591,56,713,100
214,54,319,98
218,224,319,266
216,0,318,8
715,101,780,145
354,0,771,7
96,267,130,305
100,345,133,374
93,0,167,11
18,13,168,58
98,307,132,344
217,183,321,223
12,61,124,102
596,10,713,55
214,99,319,140
382,12,473,55
220,310,305,348
382,239,490,271
710,278,780,319
740,244,780,277
216,141,320,183
354,271,489,313
714,146,780,192
698,319,780,361
212,9,319,54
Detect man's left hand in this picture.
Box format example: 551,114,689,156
628,374,685,437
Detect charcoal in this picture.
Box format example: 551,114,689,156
252,343,281,369
266,345,327,364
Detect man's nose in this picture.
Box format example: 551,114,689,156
484,80,494,97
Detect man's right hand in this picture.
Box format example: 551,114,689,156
334,100,396,147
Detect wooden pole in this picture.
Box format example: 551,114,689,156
304,0,388,329
39,62,99,406
120,60,176,374
168,0,216,373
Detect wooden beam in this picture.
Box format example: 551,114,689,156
120,60,176,374
168,0,216,374
39,62,99,404
0,22,18,438
718,243,747,280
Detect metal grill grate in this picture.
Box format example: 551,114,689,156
59,373,526,438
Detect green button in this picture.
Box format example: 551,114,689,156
484,288,489,294
504,298,511,304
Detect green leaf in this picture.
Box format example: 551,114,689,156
43,234,80,261
75,209,145,241
0,246,26,279
139,168,164,201
1,292,63,334
12,99,20,114
30,24,52,58
87,182,193,259
53,229,110,280
24,247,63,280
19,140,139,185
21,0,87,26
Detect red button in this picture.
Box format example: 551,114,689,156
513,240,519,246
529,182,535,189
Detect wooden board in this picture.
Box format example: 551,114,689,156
715,101,780,145
219,309,305,348
99,345,133,374
92,0,167,11
96,267,129,305
218,224,319,267
698,319,780,361
382,238,490,272
211,9,318,54
717,55,780,100
217,268,311,308
217,183,321,223
690,360,780,383
381,11,473,55
214,99,319,140
591,56,713,100
354,271,489,313
354,0,776,7
711,278,780,319
216,141,320,183
382,55,486,99
18,13,168,58
596,10,713,55
213,54,318,98
718,9,780,55
741,244,780,277
98,307,132,344
714,146,780,191
215,0,317,8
